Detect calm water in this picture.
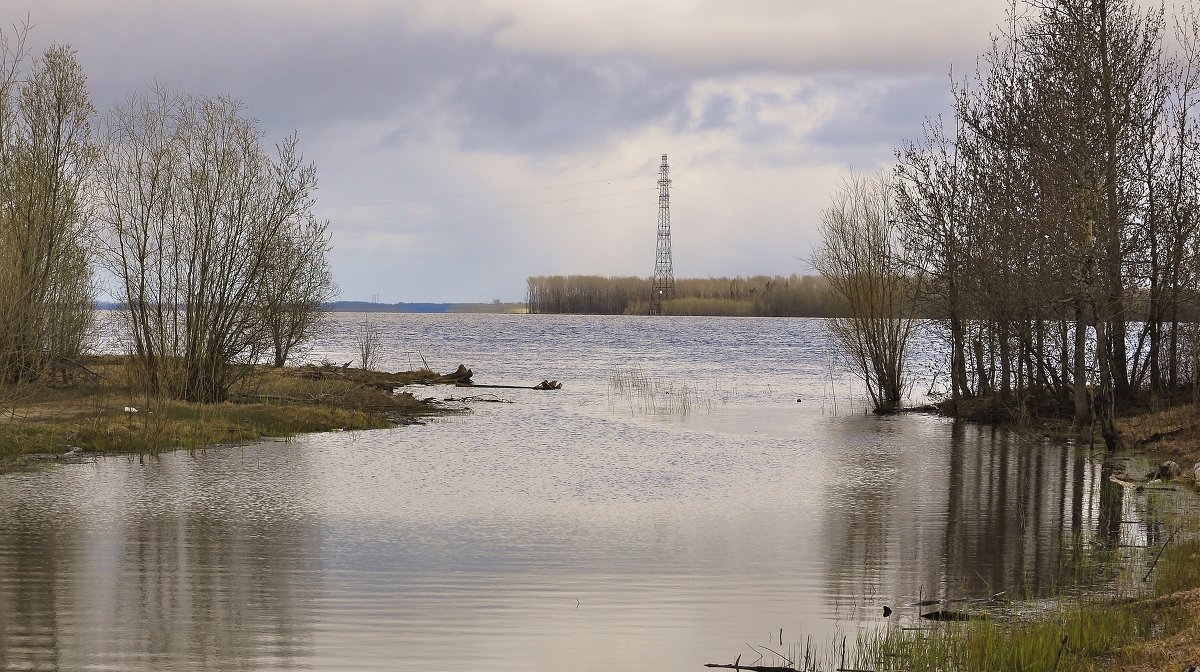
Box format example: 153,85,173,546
0,314,1162,671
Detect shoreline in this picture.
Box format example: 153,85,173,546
3,357,1199,668
0,355,460,473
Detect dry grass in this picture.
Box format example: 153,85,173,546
0,355,449,470
1118,402,1200,467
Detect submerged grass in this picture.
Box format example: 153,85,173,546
851,600,1140,672
608,367,715,416
719,506,1200,672
843,516,1200,672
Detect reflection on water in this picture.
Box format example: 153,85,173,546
818,420,1138,624
1,315,1171,671
0,452,318,671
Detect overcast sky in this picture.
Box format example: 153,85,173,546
21,1,1009,302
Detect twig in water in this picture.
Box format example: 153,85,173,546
754,644,792,667
1051,634,1068,672
1143,527,1180,582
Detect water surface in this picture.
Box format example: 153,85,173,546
1,314,1157,671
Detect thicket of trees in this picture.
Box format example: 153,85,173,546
821,0,1200,438
0,26,334,405
97,88,334,402
0,33,94,391
526,274,839,316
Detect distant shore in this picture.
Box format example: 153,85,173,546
89,301,529,314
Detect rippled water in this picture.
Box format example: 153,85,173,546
0,314,1163,671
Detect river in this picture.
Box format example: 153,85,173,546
0,314,1159,671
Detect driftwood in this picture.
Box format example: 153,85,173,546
438,364,474,384
920,609,986,622
704,665,799,672
452,379,562,390
1109,475,1142,490
443,395,513,403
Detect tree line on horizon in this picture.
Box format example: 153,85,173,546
814,0,1200,444
525,274,844,317
0,25,334,404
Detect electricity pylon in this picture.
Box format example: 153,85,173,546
649,154,673,316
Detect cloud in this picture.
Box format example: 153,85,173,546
15,0,1011,301
414,0,1007,74
444,55,689,154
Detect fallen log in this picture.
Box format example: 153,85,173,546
1109,475,1141,490
920,609,986,621
704,665,799,671
453,382,562,390
437,364,474,384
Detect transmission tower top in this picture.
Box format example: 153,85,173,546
649,154,674,316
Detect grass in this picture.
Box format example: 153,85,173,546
725,499,1200,672
0,355,451,470
842,518,1200,672
608,367,704,416
849,601,1141,672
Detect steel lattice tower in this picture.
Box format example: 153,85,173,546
649,154,673,315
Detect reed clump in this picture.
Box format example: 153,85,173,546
608,367,705,416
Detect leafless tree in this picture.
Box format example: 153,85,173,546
0,31,95,391
813,171,922,413
258,183,335,367
98,87,332,402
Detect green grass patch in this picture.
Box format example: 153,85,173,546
1152,538,1200,596
0,356,449,469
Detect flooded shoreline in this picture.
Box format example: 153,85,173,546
1,314,1189,671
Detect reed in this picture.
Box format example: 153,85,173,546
608,367,701,416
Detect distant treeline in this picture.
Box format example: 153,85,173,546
320,301,527,314
525,275,844,316
322,301,452,313
96,301,528,314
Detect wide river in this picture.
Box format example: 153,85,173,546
0,314,1158,671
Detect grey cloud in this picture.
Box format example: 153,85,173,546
806,75,951,152
443,55,689,154
697,93,736,130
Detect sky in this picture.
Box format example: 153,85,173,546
18,0,1010,303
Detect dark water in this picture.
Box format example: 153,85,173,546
0,315,1160,671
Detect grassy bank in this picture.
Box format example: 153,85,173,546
0,355,452,471
729,503,1200,671
844,536,1200,671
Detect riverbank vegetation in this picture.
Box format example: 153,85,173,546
526,274,837,316
852,523,1200,671
0,22,348,452
814,0,1200,436
0,355,447,472
0,23,459,463
711,497,1200,671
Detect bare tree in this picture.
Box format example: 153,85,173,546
0,34,95,389
895,111,973,404
813,171,922,413
259,211,335,367
98,87,331,402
